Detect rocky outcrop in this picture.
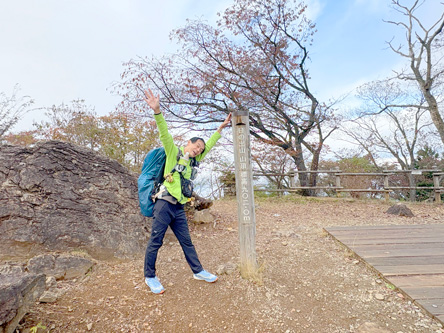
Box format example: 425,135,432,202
27,254,94,280
0,273,45,333
0,141,150,260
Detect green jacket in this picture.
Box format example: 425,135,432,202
154,113,221,204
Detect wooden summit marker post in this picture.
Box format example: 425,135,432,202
231,110,258,278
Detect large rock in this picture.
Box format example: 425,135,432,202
27,254,94,280
0,141,150,260
192,209,214,224
0,273,45,333
386,203,414,217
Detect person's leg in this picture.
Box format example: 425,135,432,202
144,200,173,278
169,205,203,274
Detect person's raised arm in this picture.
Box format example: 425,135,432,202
217,113,232,134
143,89,177,156
143,89,161,114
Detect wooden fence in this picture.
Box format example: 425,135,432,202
252,169,444,203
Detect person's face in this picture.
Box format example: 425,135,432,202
185,139,205,158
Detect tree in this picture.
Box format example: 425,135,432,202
116,0,339,195
35,99,101,150
251,139,294,192
386,0,444,144
414,145,444,201
98,112,160,172
343,79,434,171
416,144,444,169
0,85,34,139
342,79,438,200
319,154,382,199
35,101,160,172
1,130,38,146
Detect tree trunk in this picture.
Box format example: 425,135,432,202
309,145,323,189
423,92,444,145
408,172,416,202
292,141,312,196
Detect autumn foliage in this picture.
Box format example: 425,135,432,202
115,0,339,194
4,100,160,173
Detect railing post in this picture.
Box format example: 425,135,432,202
335,167,342,197
290,171,296,189
383,171,390,202
408,170,417,202
433,171,441,203
232,110,258,279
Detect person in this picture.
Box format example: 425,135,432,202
142,88,232,294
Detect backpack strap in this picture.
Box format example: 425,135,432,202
163,148,200,184
172,149,198,176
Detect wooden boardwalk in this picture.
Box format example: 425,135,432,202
324,224,444,324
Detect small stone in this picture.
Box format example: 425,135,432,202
353,260,359,264
46,276,57,289
39,290,60,303
87,323,93,331
282,242,288,246
216,265,226,275
374,293,385,301
356,322,391,333
375,279,382,284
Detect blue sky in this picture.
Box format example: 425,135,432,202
1,0,442,132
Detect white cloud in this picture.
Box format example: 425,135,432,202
305,0,325,21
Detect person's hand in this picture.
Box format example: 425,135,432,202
218,113,232,133
143,89,161,114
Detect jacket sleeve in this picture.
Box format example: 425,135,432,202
153,113,178,159
196,131,222,162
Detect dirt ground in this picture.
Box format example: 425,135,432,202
22,196,444,332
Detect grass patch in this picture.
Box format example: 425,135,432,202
240,261,265,286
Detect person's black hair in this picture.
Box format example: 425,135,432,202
190,137,206,154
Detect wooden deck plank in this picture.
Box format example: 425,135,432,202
374,264,444,276
325,224,444,325
351,242,444,250
401,287,444,300
349,248,444,258
327,225,444,232
418,299,444,315
326,224,444,231
388,274,444,288
329,228,444,238
344,239,444,246
367,256,444,266
333,235,444,242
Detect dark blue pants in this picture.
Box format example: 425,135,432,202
144,199,203,278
